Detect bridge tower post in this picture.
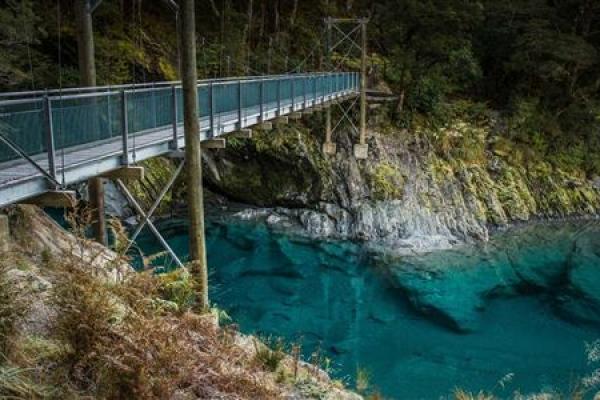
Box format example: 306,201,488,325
75,0,106,245
322,17,369,159
323,18,336,155
180,0,209,310
354,18,369,159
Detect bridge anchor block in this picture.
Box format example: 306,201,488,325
322,142,337,155
202,138,227,149
275,117,289,125
103,166,145,182
258,122,273,131
353,144,369,160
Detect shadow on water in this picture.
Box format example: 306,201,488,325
135,218,600,399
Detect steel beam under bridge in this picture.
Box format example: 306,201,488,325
0,72,359,207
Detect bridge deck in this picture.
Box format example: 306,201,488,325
0,73,358,207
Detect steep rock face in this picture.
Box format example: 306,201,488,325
202,120,600,252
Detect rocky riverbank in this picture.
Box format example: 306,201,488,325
104,110,600,259
0,205,361,400
198,115,600,254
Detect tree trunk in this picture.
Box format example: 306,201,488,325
290,0,298,26
75,0,106,246
180,0,209,310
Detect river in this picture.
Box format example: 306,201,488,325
136,217,600,399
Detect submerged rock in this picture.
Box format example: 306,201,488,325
389,245,519,332
385,222,600,332
560,233,600,324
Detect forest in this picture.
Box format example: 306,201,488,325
1,2,600,399
0,0,599,172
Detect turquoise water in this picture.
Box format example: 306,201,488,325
136,219,600,399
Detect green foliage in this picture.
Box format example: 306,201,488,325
0,0,599,174
370,162,404,200
408,72,451,115
157,269,197,313
355,366,371,394
254,337,286,372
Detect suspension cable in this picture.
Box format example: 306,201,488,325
57,0,66,186
23,1,36,90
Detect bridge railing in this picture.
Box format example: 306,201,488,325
0,72,358,177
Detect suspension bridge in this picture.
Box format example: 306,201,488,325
0,0,373,309
0,72,359,208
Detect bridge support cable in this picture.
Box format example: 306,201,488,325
180,0,209,309
0,132,61,188
120,161,184,260
115,179,184,269
323,17,369,159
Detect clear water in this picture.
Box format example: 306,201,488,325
136,219,600,399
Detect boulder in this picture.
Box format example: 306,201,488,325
503,225,573,289
560,233,600,324
389,245,519,332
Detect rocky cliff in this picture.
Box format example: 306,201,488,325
198,115,600,253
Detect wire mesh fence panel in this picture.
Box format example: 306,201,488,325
316,77,324,100
293,78,304,106
53,95,112,149
175,87,184,124
214,82,238,115
197,85,210,119
263,79,278,107
280,79,293,107
342,73,349,92
127,89,173,135
107,93,123,138
243,81,261,110
307,77,316,103
0,100,45,163
213,82,238,132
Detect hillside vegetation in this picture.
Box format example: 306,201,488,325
1,0,599,177
0,205,361,399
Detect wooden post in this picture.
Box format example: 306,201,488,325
180,0,209,310
75,0,106,243
360,20,367,144
323,19,335,154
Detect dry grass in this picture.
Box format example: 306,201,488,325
0,205,358,400
0,261,26,355
47,253,280,399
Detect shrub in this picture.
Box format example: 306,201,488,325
157,268,197,313
254,337,286,372
370,162,404,200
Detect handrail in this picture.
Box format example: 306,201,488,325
0,72,360,175
0,72,347,101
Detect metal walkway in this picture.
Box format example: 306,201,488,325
0,72,358,207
